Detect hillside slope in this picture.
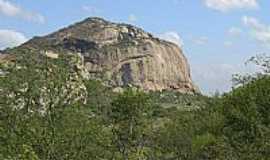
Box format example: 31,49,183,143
5,17,198,93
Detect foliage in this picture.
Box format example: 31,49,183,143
0,49,87,113
221,76,270,159
107,89,155,159
0,51,270,159
232,54,270,87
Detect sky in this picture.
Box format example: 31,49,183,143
0,0,269,94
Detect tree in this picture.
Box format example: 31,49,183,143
221,76,270,159
0,49,87,112
232,54,270,87
220,54,270,159
108,89,154,160
0,49,92,159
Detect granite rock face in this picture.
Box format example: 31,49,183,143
12,17,199,93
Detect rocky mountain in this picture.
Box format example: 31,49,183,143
5,17,198,93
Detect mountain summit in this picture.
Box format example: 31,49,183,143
7,17,198,93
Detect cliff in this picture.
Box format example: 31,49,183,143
5,17,198,93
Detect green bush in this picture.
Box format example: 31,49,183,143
220,76,270,159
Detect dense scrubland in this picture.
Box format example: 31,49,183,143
0,51,269,160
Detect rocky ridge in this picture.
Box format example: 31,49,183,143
5,17,199,93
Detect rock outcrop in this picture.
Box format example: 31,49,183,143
8,17,198,93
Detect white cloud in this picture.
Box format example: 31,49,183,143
0,29,27,50
192,63,235,94
228,27,242,36
191,63,256,94
242,16,270,46
0,0,45,23
224,41,233,47
204,0,258,12
158,31,184,47
82,5,101,15
192,36,208,45
128,14,137,22
242,16,265,30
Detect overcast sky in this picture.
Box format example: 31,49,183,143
0,0,269,94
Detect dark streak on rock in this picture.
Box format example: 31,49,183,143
120,63,133,86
